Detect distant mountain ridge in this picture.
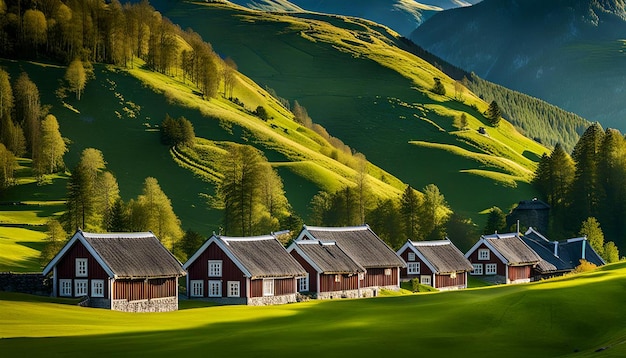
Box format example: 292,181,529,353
227,0,482,35
411,0,626,131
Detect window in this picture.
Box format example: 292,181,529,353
384,268,392,276
420,275,431,286
298,274,309,292
75,279,88,297
334,274,341,283
450,272,457,279
227,281,240,297
208,280,221,297
471,263,483,275
59,279,72,297
91,280,104,298
407,252,416,261
478,249,490,260
76,258,88,277
358,273,364,281
208,260,222,277
407,262,420,275
486,263,497,275
263,279,274,296
190,280,204,297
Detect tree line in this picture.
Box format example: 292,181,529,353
466,73,589,152
0,0,233,100
533,122,622,262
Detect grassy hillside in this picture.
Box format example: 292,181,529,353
157,2,547,220
1,263,625,356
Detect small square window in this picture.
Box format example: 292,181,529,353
75,279,88,297
420,275,431,286
208,260,222,277
298,275,309,292
190,280,204,297
208,280,221,297
407,252,416,261
263,279,274,296
407,262,420,275
76,258,88,277
486,263,497,275
478,249,490,260
227,281,240,297
334,274,341,283
91,280,104,297
384,268,392,276
59,279,72,297
471,263,483,275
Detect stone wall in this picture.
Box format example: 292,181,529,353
111,296,178,312
248,293,297,306
0,272,50,296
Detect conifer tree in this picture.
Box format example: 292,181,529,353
570,123,604,224
485,100,502,127
400,185,421,240
483,206,507,234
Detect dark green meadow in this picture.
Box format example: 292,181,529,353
2,263,626,357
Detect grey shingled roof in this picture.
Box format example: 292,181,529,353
294,240,365,274
483,234,541,265
522,229,605,271
81,232,186,278
302,226,406,269
221,236,307,279
411,240,473,273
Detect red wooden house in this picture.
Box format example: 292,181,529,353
294,225,406,296
465,233,541,284
183,234,307,305
42,230,186,312
287,239,365,299
397,239,473,290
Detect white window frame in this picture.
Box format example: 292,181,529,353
59,279,72,297
407,262,420,275
75,279,88,297
76,258,88,277
334,274,341,283
358,272,364,281
407,252,416,261
208,260,222,277
227,281,240,298
478,249,490,261
450,272,457,279
91,279,104,298
263,279,274,297
384,268,392,276
298,274,309,292
208,280,221,297
420,275,431,286
471,263,483,275
190,280,204,297
485,263,497,275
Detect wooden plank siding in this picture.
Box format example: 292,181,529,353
319,273,359,292
434,273,466,288
186,242,247,298
113,278,177,301
290,251,319,293
55,240,109,298
363,267,398,288
509,266,531,282
250,277,296,297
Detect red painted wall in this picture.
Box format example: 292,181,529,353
290,250,319,293
186,242,248,298
55,240,109,298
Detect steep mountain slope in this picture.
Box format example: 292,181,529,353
411,0,626,131
227,0,482,36
157,2,547,221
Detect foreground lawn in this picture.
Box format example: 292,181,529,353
1,263,625,357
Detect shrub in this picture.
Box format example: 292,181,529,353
573,259,597,273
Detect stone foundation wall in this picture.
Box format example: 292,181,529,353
0,272,50,296
112,296,178,312
247,294,297,306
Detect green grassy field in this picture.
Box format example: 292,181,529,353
1,263,625,357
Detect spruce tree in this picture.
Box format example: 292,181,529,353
570,123,604,225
